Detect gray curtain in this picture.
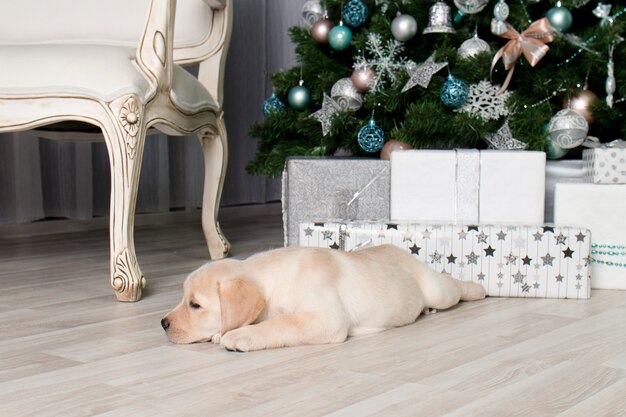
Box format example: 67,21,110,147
0,0,306,224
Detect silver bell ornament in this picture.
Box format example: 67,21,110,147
458,33,490,58
423,2,456,34
548,108,589,149
330,78,363,111
391,12,418,42
302,0,324,29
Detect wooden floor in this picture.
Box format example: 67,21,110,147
1,204,626,417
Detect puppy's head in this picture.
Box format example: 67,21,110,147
161,260,265,344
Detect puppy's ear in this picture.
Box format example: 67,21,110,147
217,279,265,335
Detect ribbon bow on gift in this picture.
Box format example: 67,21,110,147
593,3,614,26
490,18,555,94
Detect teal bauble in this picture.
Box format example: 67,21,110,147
343,0,368,28
546,4,573,32
357,118,385,153
328,23,353,51
262,91,286,116
288,83,311,110
440,74,469,108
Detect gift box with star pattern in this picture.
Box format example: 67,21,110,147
390,150,546,224
282,157,390,246
299,221,591,299
554,181,626,290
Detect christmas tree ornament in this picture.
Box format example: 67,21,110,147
491,18,555,93
546,2,573,32
456,80,511,121
545,135,568,159
351,66,376,92
401,53,448,92
606,44,616,108
288,80,312,110
262,91,286,116
453,0,489,22
302,0,325,28
380,139,412,160
310,93,342,136
328,22,353,51
548,108,589,149
491,0,509,35
311,18,334,44
353,33,408,92
563,89,598,124
330,77,363,111
484,119,526,150
440,74,469,108
423,2,456,34
391,13,418,42
458,32,490,59
593,3,614,26
358,117,385,153
343,0,369,28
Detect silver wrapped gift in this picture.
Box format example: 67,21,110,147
583,143,626,184
282,157,390,246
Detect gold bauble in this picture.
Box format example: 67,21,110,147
310,19,334,44
563,89,598,124
380,140,413,160
351,66,376,93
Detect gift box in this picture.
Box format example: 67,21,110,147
390,150,546,224
282,157,390,246
583,146,626,184
299,221,591,299
554,181,626,289
544,160,583,223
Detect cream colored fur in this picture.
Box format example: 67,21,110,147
162,244,486,351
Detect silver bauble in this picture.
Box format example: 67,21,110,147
493,0,509,21
548,109,589,149
302,0,324,28
458,34,490,58
330,78,363,111
454,0,489,15
391,13,418,42
351,66,376,93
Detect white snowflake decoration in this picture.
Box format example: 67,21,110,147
455,80,511,121
353,33,409,92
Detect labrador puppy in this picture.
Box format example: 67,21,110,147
161,244,485,351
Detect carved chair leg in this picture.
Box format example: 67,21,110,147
198,113,230,259
102,96,147,301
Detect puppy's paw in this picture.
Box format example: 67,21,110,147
211,333,221,344
220,328,257,352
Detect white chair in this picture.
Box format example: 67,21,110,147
0,0,232,301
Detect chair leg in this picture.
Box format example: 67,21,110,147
102,96,147,301
198,112,230,259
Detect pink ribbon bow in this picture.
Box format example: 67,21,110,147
490,18,555,94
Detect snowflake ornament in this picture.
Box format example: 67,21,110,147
455,80,511,121
353,33,409,92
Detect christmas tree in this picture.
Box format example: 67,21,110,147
247,0,625,177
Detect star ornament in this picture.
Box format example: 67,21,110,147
310,93,342,136
483,120,526,150
401,54,447,92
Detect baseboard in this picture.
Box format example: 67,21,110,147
0,202,281,238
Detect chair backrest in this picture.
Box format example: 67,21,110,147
0,0,229,65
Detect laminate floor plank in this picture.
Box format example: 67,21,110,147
1,203,625,416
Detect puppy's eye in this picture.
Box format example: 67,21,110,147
189,301,201,310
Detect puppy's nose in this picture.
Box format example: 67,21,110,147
161,318,170,331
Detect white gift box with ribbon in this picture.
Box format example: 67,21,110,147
390,149,546,224
582,139,626,184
